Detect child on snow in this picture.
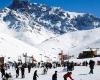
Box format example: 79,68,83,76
52,71,57,80
33,70,39,80
63,72,74,80
2,72,12,80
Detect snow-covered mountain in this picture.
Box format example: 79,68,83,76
0,0,100,61
1,0,100,33
0,0,100,45
1,20,100,61
38,28,100,57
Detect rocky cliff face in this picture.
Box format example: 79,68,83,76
0,1,100,34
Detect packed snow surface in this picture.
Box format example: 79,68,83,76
0,65,100,80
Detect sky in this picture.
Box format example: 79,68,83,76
0,0,100,17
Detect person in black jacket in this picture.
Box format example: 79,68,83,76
16,66,19,78
4,72,12,80
89,60,95,74
0,65,5,78
28,63,31,73
52,71,57,80
21,65,25,78
33,70,38,80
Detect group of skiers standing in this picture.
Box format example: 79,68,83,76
64,61,74,71
15,63,25,78
15,63,32,78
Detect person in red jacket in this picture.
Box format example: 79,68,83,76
63,72,74,80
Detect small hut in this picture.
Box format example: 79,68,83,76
78,48,99,59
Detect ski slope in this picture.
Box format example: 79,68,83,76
0,22,43,62
1,20,100,61
38,28,100,57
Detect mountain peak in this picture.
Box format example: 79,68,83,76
1,1,100,35
9,0,29,10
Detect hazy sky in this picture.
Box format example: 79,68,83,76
0,0,100,17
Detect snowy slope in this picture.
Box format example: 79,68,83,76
1,21,100,61
0,33,43,62
0,22,43,62
1,18,100,62
0,21,14,35
38,28,100,57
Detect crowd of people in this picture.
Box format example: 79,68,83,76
0,59,96,80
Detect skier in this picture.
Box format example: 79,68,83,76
3,72,12,80
52,71,57,80
28,63,31,73
33,70,38,80
63,72,74,80
0,65,5,78
85,61,88,66
43,67,47,74
70,61,74,71
21,65,25,78
16,66,19,78
89,60,95,74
